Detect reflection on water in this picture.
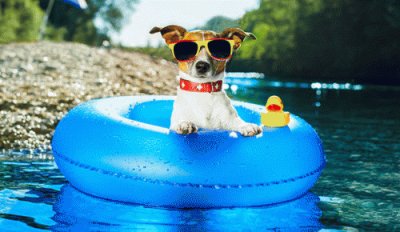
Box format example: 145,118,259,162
52,184,322,231
1,75,399,231
0,153,63,231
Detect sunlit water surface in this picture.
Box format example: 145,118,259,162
1,74,399,231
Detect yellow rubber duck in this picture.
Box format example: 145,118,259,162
261,95,290,127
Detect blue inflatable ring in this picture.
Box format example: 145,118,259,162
52,95,325,208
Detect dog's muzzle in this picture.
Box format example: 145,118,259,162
195,61,210,74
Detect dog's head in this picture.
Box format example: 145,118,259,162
150,25,256,80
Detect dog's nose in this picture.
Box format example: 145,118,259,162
195,61,210,73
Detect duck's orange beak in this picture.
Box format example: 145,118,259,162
267,104,282,112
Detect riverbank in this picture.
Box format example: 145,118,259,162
0,42,178,150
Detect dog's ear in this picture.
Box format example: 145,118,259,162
150,25,187,44
219,28,256,49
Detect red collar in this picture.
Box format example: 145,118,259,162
179,79,223,93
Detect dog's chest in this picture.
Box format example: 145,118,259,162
173,90,233,128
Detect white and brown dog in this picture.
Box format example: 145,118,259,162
150,25,262,136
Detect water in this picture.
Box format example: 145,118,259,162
1,74,399,231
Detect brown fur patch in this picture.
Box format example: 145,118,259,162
219,28,256,49
215,61,226,75
150,25,187,44
178,62,189,73
182,31,217,41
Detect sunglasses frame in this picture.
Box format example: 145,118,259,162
168,38,235,62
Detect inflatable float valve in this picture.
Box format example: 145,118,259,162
261,95,290,127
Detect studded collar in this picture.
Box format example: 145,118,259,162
179,79,223,93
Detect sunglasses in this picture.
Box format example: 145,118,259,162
168,39,235,62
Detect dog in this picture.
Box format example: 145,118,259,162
150,25,262,136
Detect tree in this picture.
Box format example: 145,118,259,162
231,0,400,84
232,0,300,75
199,16,239,32
0,0,43,43
39,0,138,45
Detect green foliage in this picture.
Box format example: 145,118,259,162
45,26,67,42
233,0,400,84
39,0,138,45
198,16,239,32
0,0,43,43
0,0,137,45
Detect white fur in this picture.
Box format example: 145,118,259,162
170,71,261,136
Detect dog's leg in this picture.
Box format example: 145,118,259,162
217,94,262,136
238,122,262,136
170,95,199,135
227,117,262,136
173,121,198,134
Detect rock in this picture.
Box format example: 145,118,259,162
0,42,178,149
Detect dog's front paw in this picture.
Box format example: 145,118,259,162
175,121,198,135
239,123,262,136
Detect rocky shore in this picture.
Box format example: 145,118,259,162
0,42,178,150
